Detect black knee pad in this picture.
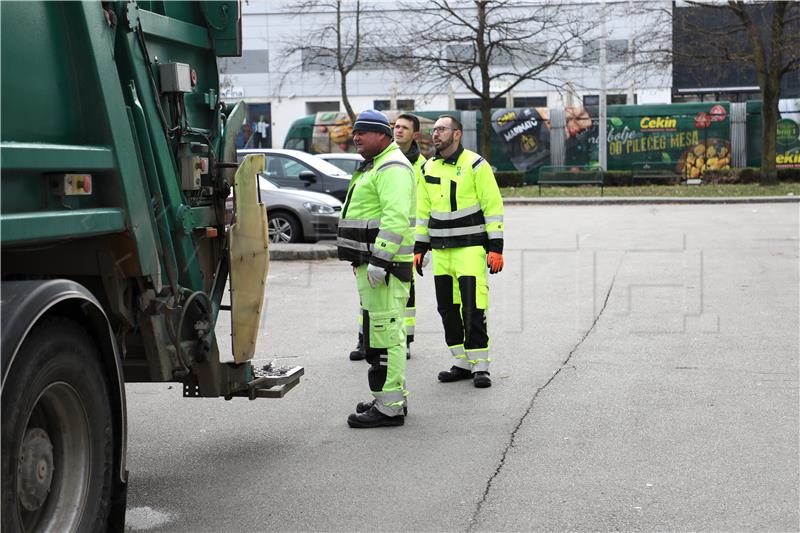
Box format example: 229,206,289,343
458,276,488,348
368,363,387,392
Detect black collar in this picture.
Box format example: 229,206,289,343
403,140,421,165
434,144,464,165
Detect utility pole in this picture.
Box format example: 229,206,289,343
599,0,608,171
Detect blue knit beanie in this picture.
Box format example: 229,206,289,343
353,109,392,137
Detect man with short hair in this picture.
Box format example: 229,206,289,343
338,109,416,428
414,114,505,389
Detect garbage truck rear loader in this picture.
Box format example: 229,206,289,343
0,2,300,531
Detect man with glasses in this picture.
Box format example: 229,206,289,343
414,115,505,388
338,109,416,427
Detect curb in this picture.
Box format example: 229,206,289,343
269,243,337,261
503,195,800,206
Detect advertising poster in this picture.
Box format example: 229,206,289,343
490,107,551,172
310,111,436,156
576,102,732,176
776,99,800,168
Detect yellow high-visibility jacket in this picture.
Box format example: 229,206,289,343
338,141,416,280
414,145,504,254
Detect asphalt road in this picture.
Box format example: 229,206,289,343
124,203,799,532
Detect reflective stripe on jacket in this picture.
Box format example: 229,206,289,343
415,145,504,253
337,141,416,279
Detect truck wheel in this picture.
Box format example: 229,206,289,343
268,211,302,243
1,318,113,533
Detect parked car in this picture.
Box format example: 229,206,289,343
237,148,351,202
316,152,364,175
227,176,341,244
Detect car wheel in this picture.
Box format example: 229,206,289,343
268,212,302,243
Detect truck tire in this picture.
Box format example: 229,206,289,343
1,318,113,533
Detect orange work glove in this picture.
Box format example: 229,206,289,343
413,252,429,276
487,252,504,274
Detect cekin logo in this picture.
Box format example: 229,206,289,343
640,116,677,130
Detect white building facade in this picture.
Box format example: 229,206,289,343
220,0,672,148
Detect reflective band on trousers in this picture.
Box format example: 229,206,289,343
466,348,490,362
428,224,485,237
377,229,403,245
377,390,405,405
430,203,481,221
449,345,466,358
337,237,370,251
339,218,380,229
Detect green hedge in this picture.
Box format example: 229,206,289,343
494,171,525,187
498,166,800,186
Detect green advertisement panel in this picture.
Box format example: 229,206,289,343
745,100,800,168
575,102,732,177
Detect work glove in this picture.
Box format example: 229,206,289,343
413,252,430,276
487,252,504,274
367,263,387,288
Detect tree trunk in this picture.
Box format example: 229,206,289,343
341,73,356,125
760,82,779,186
479,99,493,161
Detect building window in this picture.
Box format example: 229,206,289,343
513,96,547,108
301,49,337,71
374,99,415,111
582,39,629,64
447,44,474,62
455,97,505,111
219,49,269,74
305,101,340,114
583,94,627,106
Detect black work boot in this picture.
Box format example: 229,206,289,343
349,334,365,361
437,366,473,382
347,406,404,428
473,371,492,388
356,399,407,415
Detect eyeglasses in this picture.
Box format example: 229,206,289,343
430,126,456,135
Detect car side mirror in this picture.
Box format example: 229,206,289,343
298,170,317,183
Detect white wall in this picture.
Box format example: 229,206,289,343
222,0,674,148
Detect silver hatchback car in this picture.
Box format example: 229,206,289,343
227,176,341,244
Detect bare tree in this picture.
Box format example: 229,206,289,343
280,0,370,123
723,1,799,184
386,0,591,160
626,1,800,185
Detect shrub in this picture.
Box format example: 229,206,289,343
603,171,632,186
495,171,524,187
778,168,800,182
702,168,742,184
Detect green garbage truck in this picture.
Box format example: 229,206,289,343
0,2,301,531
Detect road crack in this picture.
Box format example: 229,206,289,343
466,267,620,532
